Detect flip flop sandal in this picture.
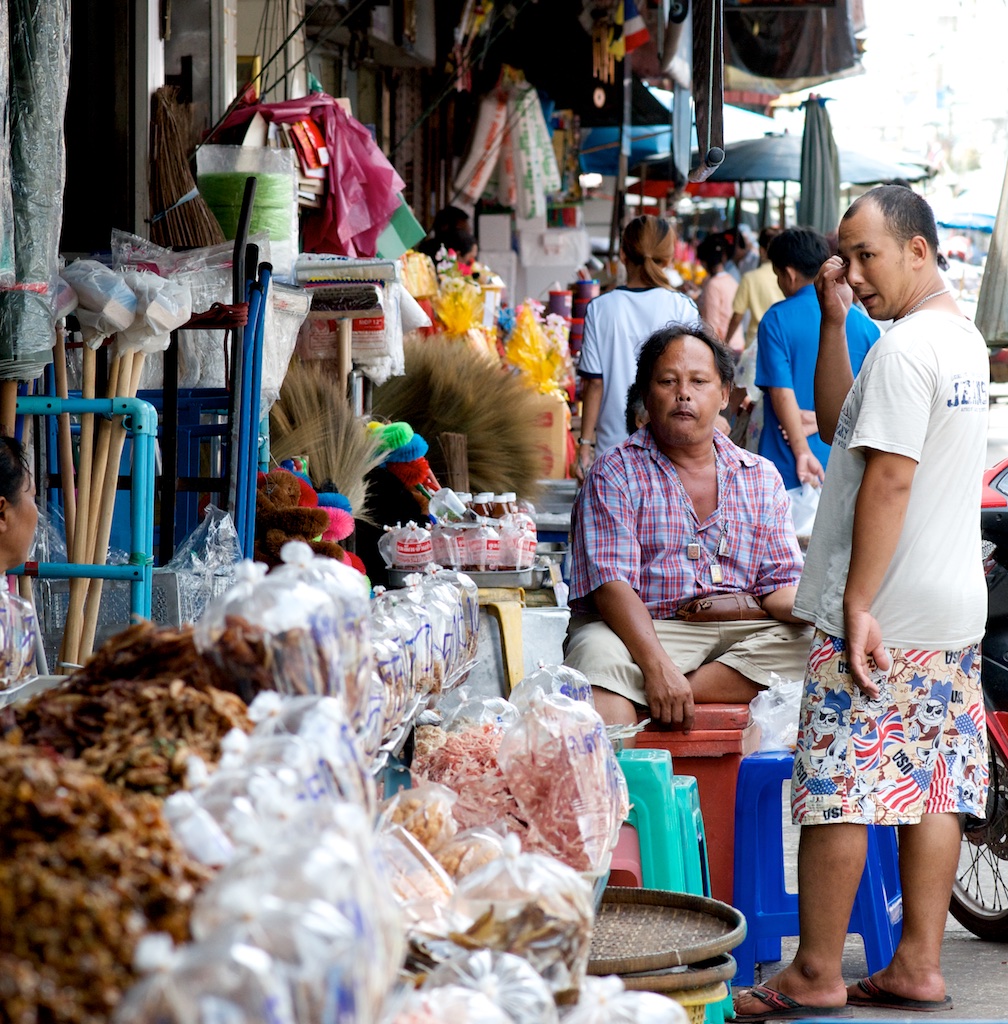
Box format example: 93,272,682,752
847,977,953,1012
733,984,853,1022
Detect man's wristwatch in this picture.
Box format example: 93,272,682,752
577,437,595,448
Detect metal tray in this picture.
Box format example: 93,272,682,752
387,567,533,589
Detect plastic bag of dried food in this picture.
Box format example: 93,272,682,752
273,541,374,727
190,746,339,852
374,585,433,696
0,587,37,686
425,949,559,1024
497,693,625,875
441,693,520,732
419,568,479,687
193,819,403,1014
435,826,507,881
163,789,236,867
380,780,459,853
561,976,691,1024
373,824,455,927
189,891,365,1024
412,720,524,835
248,690,376,811
509,664,594,709
195,559,334,698
451,834,594,1001
385,984,515,1024
113,935,297,1024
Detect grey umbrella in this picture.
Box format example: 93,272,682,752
976,159,1008,347
694,133,931,186
798,97,840,234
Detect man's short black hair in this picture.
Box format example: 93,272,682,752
625,381,646,435
635,321,735,397
767,227,831,279
845,184,940,257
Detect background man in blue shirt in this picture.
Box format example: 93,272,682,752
756,228,880,488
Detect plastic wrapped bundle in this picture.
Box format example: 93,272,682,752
0,0,71,380
114,937,297,1024
451,835,594,1002
497,693,626,875
0,587,37,687
247,690,376,812
386,984,515,1024
561,976,691,1024
425,949,559,1024
0,5,12,286
509,664,594,709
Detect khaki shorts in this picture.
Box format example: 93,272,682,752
563,613,813,706
791,629,988,826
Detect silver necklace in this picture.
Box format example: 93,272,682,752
902,288,949,318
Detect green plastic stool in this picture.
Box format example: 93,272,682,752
616,749,731,1022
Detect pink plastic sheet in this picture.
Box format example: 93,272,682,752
216,94,406,257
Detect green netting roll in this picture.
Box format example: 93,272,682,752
0,0,71,381
198,172,296,242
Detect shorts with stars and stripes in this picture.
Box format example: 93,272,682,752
790,629,988,826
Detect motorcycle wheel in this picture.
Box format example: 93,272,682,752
950,725,1008,940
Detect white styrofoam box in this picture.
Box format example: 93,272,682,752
514,212,548,235
479,249,518,306
478,213,513,252
517,227,591,267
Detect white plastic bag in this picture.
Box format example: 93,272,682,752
750,676,804,751
787,482,820,539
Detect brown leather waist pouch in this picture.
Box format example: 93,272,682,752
675,593,770,622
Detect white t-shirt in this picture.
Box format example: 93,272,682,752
578,286,699,452
794,310,989,649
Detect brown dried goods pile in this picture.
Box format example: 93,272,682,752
69,619,276,702
12,674,253,795
0,743,212,1024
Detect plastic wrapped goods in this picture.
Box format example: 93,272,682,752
0,0,71,380
497,693,625,875
113,938,297,1024
386,984,514,1024
60,258,137,346
451,835,594,1001
425,950,559,1024
562,976,691,1024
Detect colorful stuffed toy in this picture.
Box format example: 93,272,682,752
254,468,345,567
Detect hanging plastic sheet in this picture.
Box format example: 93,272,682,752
214,94,406,259
0,0,13,289
0,0,71,380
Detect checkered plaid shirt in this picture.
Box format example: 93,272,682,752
569,429,804,619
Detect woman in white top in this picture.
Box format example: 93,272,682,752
577,215,698,476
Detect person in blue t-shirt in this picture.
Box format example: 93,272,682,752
755,228,880,489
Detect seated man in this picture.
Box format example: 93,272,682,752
564,322,813,731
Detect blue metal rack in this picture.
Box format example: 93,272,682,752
13,395,157,620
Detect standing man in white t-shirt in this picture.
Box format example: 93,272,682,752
734,186,990,1021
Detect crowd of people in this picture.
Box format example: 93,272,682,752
566,186,990,1019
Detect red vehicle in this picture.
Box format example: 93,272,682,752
951,459,1008,939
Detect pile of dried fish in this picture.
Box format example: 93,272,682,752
0,743,211,1024
12,675,252,795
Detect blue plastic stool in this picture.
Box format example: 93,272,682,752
731,750,904,986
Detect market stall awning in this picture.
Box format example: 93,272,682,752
698,133,931,186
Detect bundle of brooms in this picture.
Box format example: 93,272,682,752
372,337,546,500
269,359,386,520
149,86,225,249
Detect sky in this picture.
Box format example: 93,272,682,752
772,0,1008,215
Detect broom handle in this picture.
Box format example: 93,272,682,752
60,345,97,668
79,352,145,661
53,324,76,553
84,351,127,564
0,380,17,436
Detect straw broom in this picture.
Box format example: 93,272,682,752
149,86,224,249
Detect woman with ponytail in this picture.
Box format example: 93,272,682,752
576,215,698,477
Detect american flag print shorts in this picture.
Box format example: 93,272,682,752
791,629,988,826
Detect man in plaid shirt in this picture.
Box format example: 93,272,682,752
564,321,812,732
